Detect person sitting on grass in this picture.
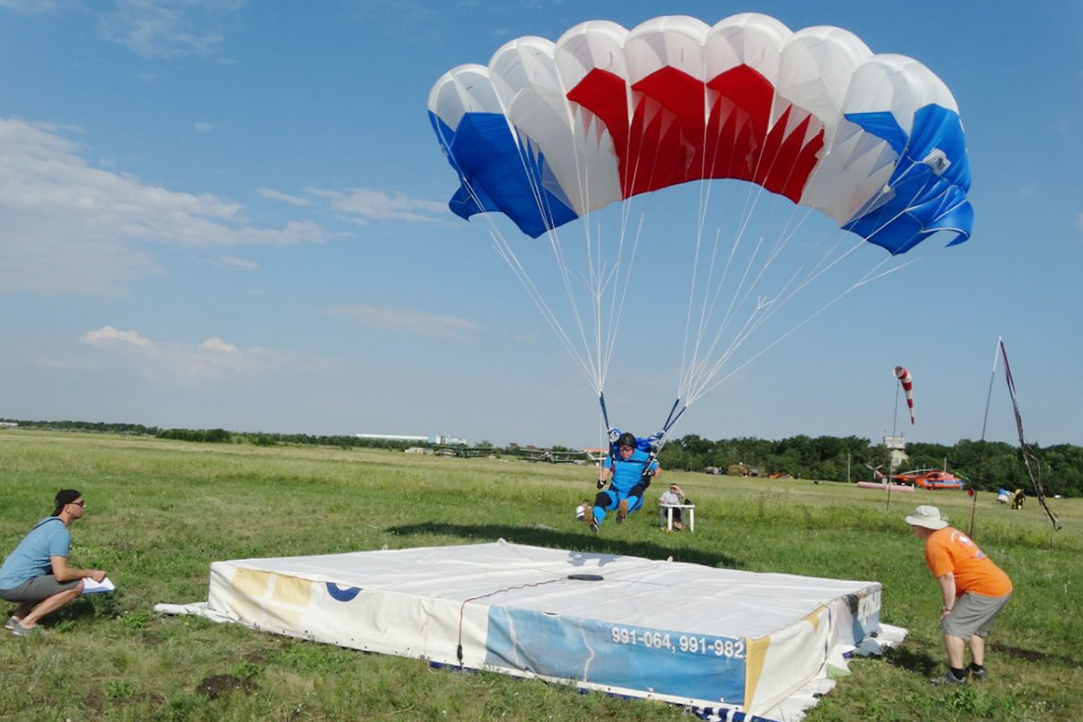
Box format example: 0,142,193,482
585,432,660,534
905,505,1013,685
658,483,689,531
0,489,107,636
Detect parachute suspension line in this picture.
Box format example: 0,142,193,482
674,140,945,402
498,119,617,397
680,104,745,401
670,109,737,438
453,164,601,393
680,177,758,401
681,168,761,403
679,186,775,404
688,241,902,405
968,338,1003,540
999,339,1061,538
510,132,603,388
589,118,662,414
561,101,623,399
681,202,775,400
678,106,930,408
680,124,716,385
488,225,601,392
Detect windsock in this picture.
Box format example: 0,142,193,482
894,366,915,425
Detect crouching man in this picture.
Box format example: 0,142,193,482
0,490,107,636
905,505,1012,684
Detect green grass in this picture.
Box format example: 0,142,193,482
1,429,1081,722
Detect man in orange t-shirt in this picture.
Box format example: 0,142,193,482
906,505,1013,685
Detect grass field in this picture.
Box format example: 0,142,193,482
1,430,1080,722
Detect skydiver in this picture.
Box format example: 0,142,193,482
585,432,661,533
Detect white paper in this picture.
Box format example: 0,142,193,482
82,576,116,594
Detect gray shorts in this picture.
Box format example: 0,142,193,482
0,575,82,604
942,591,1012,639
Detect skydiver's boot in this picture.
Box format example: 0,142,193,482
616,499,629,524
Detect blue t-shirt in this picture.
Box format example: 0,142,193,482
0,517,71,589
603,449,659,494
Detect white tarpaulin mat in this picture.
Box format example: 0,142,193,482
157,540,905,721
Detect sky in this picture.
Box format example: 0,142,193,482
1,0,1081,450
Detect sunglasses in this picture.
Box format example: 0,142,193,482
69,500,85,507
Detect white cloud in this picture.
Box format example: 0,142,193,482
0,0,61,12
193,121,218,133
0,118,331,295
306,187,448,224
323,304,481,340
83,325,155,350
1,0,246,58
219,255,259,271
257,186,312,207
1076,212,1083,233
95,0,246,59
77,324,319,382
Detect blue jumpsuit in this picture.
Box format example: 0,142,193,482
593,449,658,527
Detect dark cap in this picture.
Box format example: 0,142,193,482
54,489,82,515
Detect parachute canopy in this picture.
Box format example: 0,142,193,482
429,13,972,255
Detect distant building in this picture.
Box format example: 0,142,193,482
583,448,606,464
883,435,909,469
355,433,469,446
0,421,17,429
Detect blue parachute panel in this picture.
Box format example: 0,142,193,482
843,105,972,255
428,111,578,238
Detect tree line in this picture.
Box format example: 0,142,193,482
655,434,1083,498
2,419,419,451
5,418,1079,497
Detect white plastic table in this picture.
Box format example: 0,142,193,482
660,503,695,533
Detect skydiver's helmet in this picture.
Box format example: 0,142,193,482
618,432,636,449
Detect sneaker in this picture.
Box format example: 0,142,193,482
929,671,967,685
589,517,599,534
969,667,987,681
616,499,629,524
4,616,19,631
11,623,39,637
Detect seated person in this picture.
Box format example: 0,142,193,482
658,483,689,530
0,490,107,636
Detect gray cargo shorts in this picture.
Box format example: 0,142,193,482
0,575,82,604
942,592,1012,638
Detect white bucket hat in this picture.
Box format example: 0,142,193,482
905,505,949,530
